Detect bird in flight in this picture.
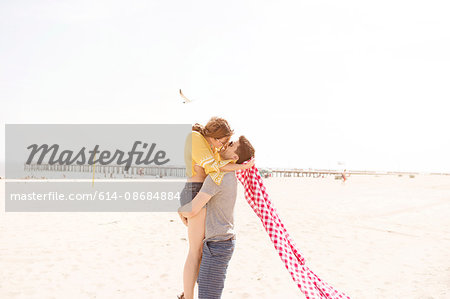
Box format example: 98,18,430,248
179,89,193,104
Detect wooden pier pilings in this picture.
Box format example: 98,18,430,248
23,163,425,179
24,163,187,177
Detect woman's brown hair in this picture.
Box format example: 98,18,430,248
192,117,234,139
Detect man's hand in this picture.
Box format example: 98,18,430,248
178,212,188,226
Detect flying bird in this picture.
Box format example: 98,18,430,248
179,89,193,104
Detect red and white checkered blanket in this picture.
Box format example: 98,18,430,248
236,165,351,299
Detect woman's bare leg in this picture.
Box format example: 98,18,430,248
183,207,206,299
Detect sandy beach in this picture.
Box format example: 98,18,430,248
1,174,449,299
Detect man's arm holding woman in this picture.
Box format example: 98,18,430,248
178,192,213,219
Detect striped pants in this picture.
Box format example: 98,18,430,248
197,238,235,299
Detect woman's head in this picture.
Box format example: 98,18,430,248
193,117,234,149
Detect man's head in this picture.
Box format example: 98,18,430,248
220,135,255,164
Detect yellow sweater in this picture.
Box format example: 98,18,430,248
185,131,232,185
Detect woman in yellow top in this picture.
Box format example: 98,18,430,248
178,117,254,299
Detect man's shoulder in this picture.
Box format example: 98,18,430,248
203,175,215,187
221,172,237,186
200,175,218,196
203,172,236,193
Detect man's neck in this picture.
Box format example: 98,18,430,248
220,153,231,161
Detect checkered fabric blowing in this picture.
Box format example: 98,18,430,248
236,165,351,299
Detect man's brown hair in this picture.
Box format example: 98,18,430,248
236,135,255,164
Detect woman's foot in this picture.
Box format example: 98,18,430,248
177,292,185,299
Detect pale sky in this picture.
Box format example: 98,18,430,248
1,0,449,174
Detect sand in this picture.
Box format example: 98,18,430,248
0,174,449,298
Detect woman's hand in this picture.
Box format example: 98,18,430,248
241,158,255,169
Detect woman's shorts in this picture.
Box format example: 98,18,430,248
180,182,203,207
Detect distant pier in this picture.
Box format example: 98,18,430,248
264,169,423,178
24,163,187,177
21,163,440,179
